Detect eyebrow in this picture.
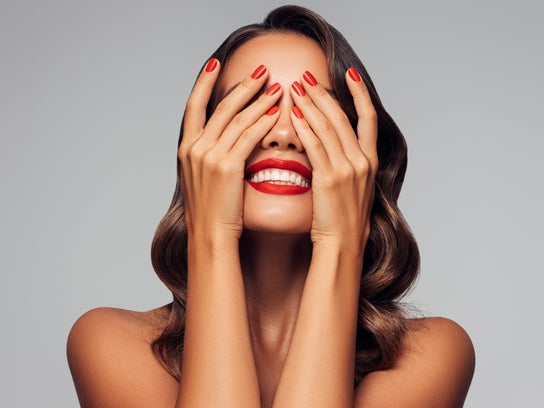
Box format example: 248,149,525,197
219,81,338,102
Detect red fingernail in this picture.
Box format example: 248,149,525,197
292,81,305,97
303,71,318,86
292,106,303,119
266,106,279,116
205,58,218,72
348,66,361,82
266,82,281,96
251,64,267,79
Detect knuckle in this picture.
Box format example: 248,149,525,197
216,158,236,175
177,146,185,161
337,164,355,182
188,143,207,163
184,98,198,116
318,120,334,134
254,93,270,108
239,77,253,92
213,99,229,116
231,112,246,127
364,108,378,122
202,151,218,168
178,143,188,160
306,137,323,151
332,109,347,123
356,156,370,173
354,158,373,182
316,86,329,98
321,173,340,189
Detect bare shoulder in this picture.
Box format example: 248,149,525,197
355,317,475,408
68,306,168,342
67,306,179,408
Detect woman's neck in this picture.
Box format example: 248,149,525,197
239,230,312,350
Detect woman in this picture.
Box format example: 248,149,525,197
67,5,475,407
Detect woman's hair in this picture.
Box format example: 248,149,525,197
151,5,419,385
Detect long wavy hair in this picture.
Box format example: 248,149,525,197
151,5,419,385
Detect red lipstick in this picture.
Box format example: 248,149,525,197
245,158,312,195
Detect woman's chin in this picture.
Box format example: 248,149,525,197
242,207,312,233
242,184,312,234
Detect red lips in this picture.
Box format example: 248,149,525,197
245,158,312,195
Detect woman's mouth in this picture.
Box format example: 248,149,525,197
245,158,312,195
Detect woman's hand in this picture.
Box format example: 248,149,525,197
179,60,283,242
290,68,378,255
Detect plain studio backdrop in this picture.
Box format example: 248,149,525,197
1,0,542,406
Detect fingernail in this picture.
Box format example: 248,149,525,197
251,64,267,79
266,82,281,96
292,106,303,119
266,106,279,116
205,58,218,72
348,66,361,82
303,71,318,86
292,81,305,97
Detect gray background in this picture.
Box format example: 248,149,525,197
1,0,542,406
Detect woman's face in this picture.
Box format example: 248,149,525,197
217,33,332,234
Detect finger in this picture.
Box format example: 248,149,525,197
289,80,344,163
182,58,221,145
200,64,270,146
300,71,363,163
289,105,332,172
345,67,378,167
214,82,282,152
228,105,281,161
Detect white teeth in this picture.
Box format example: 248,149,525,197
248,168,310,187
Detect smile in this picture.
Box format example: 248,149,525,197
245,158,312,195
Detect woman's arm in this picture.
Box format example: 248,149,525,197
272,244,362,408
67,60,283,408
175,60,282,407
272,68,376,407
272,69,475,407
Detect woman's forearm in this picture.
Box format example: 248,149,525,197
176,234,261,407
273,243,362,408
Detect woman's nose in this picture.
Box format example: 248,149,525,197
260,100,304,152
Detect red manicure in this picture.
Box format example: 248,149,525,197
205,58,218,72
292,81,305,97
251,64,267,79
266,82,281,96
266,106,279,116
303,71,318,86
348,66,361,82
292,106,304,119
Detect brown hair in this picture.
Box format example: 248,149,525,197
151,5,419,385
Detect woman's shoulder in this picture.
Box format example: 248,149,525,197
355,316,475,407
68,305,169,341
404,316,475,356
67,305,178,407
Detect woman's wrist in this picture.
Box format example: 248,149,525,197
309,242,364,290
312,239,364,267
187,232,241,274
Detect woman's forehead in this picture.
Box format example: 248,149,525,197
218,33,331,94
